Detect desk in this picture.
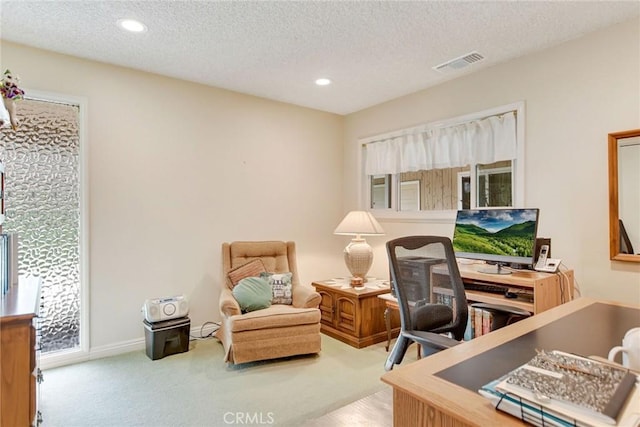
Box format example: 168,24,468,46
379,263,574,350
381,298,640,427
436,262,575,314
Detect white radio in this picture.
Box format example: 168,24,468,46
143,295,189,323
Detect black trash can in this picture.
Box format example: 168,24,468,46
143,316,190,360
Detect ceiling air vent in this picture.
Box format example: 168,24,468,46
433,51,485,73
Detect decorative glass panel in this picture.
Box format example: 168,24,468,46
0,98,81,353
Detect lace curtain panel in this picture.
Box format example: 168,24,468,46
364,111,516,176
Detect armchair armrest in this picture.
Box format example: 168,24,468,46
293,285,321,308
219,286,242,317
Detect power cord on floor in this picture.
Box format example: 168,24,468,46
189,321,221,341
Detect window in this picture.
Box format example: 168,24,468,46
458,161,513,209
400,180,420,211
361,102,525,218
477,162,512,207
2,91,89,368
370,174,391,209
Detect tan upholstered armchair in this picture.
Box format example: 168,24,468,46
215,241,322,364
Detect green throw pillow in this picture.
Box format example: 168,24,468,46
232,277,272,312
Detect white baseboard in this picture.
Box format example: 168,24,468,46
91,337,147,359
40,322,219,370
40,348,91,370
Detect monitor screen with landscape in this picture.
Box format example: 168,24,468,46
452,208,539,272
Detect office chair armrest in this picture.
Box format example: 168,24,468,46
405,330,461,351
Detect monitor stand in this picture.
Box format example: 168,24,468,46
478,263,512,275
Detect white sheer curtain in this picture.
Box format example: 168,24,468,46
364,112,516,176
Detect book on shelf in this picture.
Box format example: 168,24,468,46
434,293,453,307
482,309,494,335
481,350,639,426
464,304,474,341
474,306,484,338
464,306,496,339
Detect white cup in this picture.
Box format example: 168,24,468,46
608,327,640,371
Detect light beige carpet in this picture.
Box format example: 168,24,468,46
39,335,416,427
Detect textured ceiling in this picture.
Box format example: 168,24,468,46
1,1,638,115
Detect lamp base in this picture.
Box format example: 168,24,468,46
350,277,364,287
344,238,373,283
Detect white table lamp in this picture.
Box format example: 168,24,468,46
334,211,385,283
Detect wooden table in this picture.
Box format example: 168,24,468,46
378,293,421,358
381,298,640,427
313,279,400,348
377,293,399,351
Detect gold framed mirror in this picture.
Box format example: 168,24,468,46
608,129,640,262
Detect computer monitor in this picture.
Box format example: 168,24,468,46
452,208,540,274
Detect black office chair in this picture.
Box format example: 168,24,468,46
384,235,530,371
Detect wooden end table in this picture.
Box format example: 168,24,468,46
377,293,400,351
312,279,400,348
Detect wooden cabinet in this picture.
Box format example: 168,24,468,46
1,278,42,427
313,280,399,348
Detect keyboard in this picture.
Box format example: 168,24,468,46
463,282,508,294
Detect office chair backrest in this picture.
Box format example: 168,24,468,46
387,235,468,341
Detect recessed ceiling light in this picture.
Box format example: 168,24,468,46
117,19,147,33
315,78,332,86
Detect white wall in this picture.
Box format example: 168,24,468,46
344,17,640,304
2,16,639,358
1,41,347,350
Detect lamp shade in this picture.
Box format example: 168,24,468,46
333,211,384,236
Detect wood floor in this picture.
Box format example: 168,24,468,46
303,387,393,427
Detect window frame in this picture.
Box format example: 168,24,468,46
23,89,90,369
400,179,421,211
360,101,525,222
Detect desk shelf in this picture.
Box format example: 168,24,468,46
432,286,534,313
464,290,533,312
432,263,574,314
